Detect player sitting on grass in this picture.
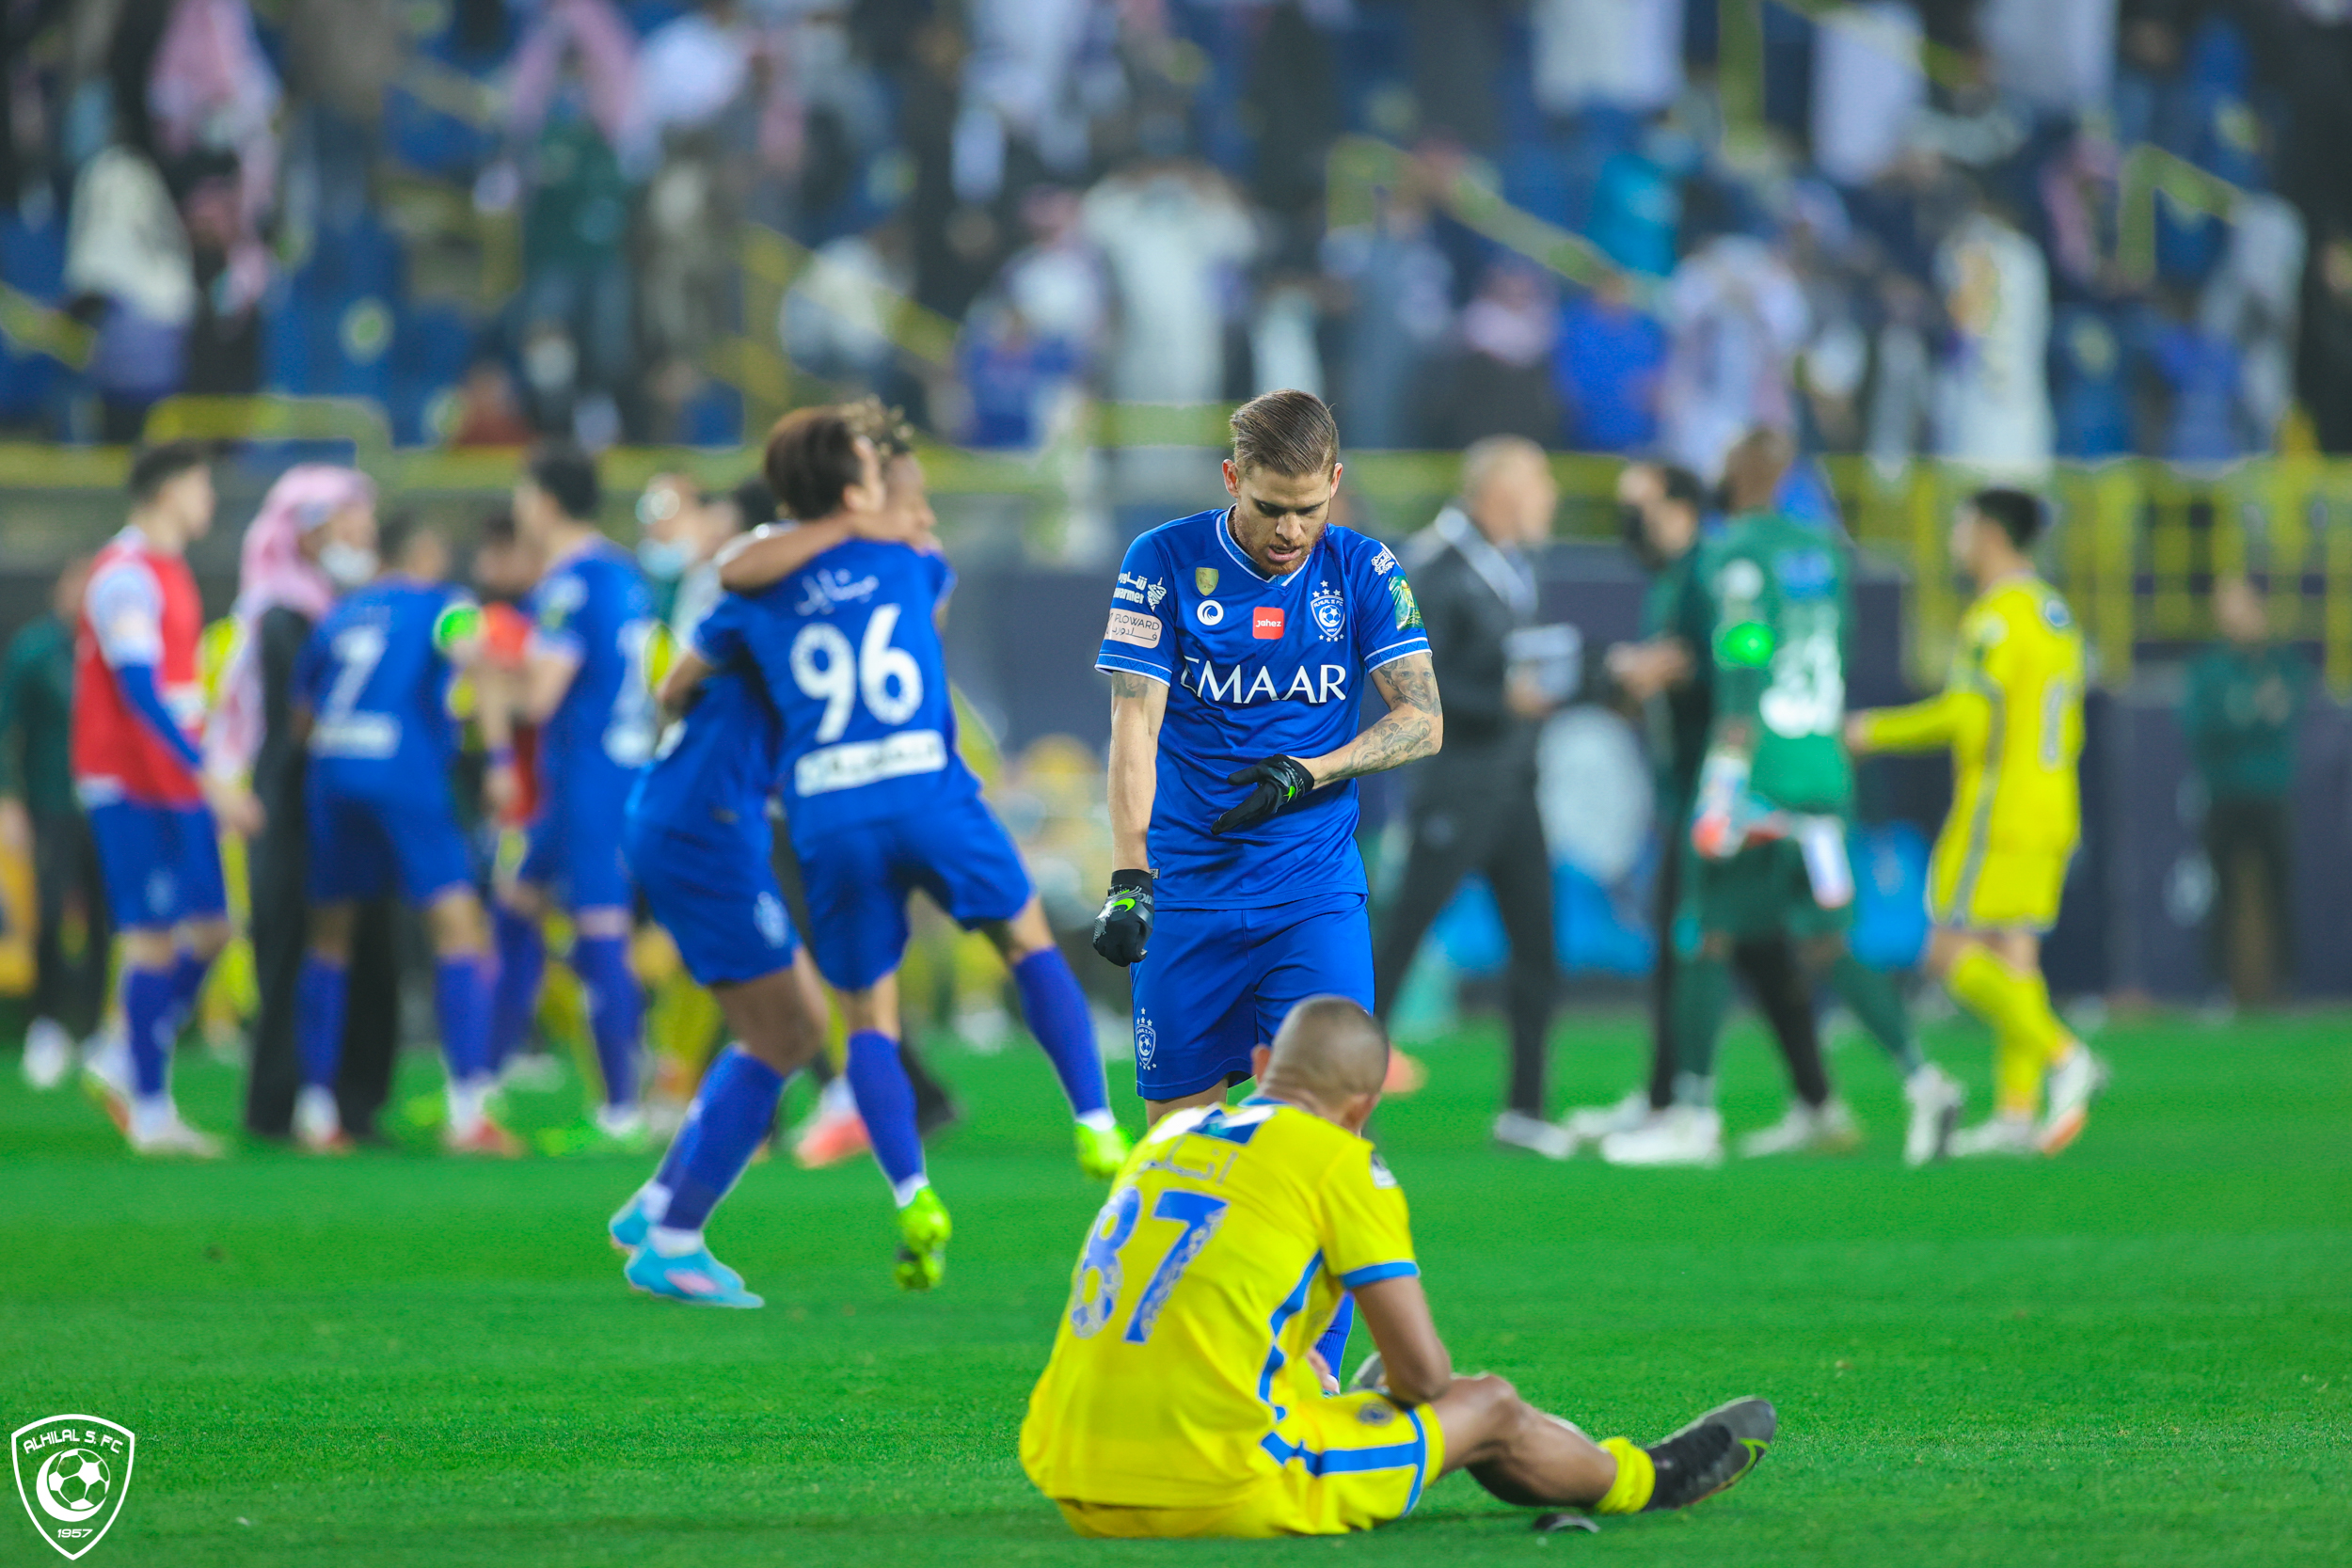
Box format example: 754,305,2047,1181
1021,995,1774,1539
289,519,521,1155
1847,489,2106,1156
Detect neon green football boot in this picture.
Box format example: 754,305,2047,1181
892,1186,953,1291
1073,1119,1132,1180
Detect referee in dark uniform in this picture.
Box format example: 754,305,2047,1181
1372,436,1574,1157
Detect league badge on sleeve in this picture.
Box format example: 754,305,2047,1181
1388,578,1422,630
13,1414,135,1560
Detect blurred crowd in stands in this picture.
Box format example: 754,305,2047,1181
7,0,2352,472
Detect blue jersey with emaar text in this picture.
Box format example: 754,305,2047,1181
296,578,467,794
1095,508,1430,908
528,539,658,815
696,539,979,842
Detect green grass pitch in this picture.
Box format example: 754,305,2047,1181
3,1010,2347,1567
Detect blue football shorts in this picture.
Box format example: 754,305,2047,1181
622,813,799,987
306,781,475,907
86,799,228,931
515,788,635,912
1128,890,1375,1101
794,791,1033,992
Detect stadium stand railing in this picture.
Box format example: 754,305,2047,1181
2,395,2348,697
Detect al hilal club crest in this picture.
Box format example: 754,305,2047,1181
1311,582,1346,641
13,1415,135,1560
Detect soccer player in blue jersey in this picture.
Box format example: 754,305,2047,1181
1088,388,1444,1381
291,519,521,1154
604,606,835,1307
700,404,1129,1290
489,443,659,1146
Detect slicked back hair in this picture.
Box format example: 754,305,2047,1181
527,440,601,522
764,407,866,521
128,440,212,504
1231,388,1340,478
1967,487,2045,549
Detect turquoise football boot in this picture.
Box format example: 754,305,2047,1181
625,1243,762,1308
609,1191,655,1254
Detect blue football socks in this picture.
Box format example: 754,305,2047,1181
166,947,211,1037
121,964,175,1100
294,956,351,1089
488,904,544,1073
434,956,490,1085
570,934,642,1109
655,1049,787,1235
1012,949,1110,1119
844,1029,928,1198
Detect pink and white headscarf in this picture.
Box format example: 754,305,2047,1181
204,465,376,778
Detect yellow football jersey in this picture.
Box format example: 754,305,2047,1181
1856,575,2084,859
1021,1099,1421,1512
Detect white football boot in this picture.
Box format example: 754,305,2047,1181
2036,1046,2109,1156
1562,1089,1656,1150
1948,1114,2036,1158
1492,1109,1576,1160
1738,1098,1861,1158
21,1017,73,1090
128,1100,225,1159
1901,1063,1965,1167
1601,1105,1724,1167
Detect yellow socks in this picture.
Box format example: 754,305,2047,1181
1594,1436,1656,1514
1946,946,2072,1117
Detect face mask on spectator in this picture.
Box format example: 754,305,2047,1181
320,542,379,588
637,537,692,581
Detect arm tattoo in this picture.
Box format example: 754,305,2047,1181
1108,670,1155,701
1321,656,1442,783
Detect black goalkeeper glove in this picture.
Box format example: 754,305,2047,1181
1091,869,1155,966
1211,755,1317,836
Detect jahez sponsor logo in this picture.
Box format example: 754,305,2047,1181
1252,607,1284,640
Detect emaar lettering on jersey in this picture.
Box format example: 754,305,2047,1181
1182,657,1353,707
1096,508,1430,909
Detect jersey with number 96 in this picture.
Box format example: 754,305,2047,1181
1690,510,1854,816
694,538,978,838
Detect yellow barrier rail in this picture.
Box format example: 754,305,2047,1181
2,409,2347,696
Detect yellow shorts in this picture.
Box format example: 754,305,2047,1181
1053,1392,1445,1539
1927,837,2070,932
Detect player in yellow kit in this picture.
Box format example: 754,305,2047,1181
1847,489,2107,1157
1020,995,1775,1539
